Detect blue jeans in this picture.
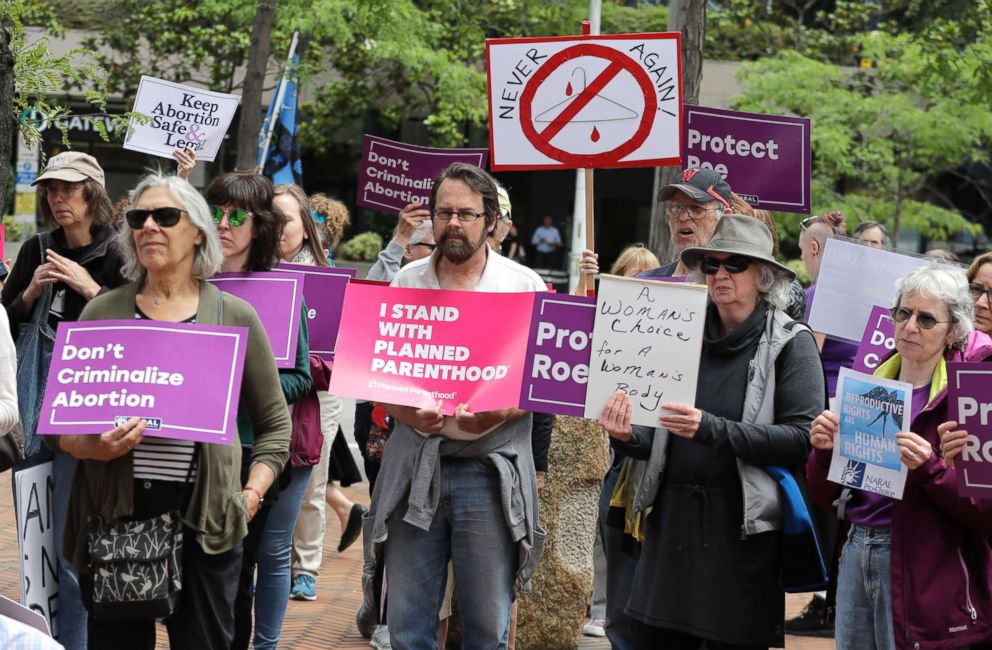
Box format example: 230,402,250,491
252,465,313,650
836,525,895,650
385,459,517,650
52,451,87,650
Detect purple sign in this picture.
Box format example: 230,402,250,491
682,104,811,214
519,294,595,416
948,363,992,497
356,134,489,214
208,272,303,368
37,320,248,444
273,263,356,361
852,305,896,374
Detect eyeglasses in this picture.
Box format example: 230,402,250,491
407,242,436,253
969,284,992,305
433,209,486,223
125,207,188,229
891,306,952,330
665,202,721,221
210,206,253,227
42,182,85,198
701,255,753,275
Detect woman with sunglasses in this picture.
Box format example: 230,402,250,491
3,152,127,650
52,173,291,649
599,215,825,650
204,173,314,650
807,264,992,649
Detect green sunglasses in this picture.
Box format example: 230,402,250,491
210,205,253,227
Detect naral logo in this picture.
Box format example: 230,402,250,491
114,416,163,430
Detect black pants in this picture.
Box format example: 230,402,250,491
631,620,767,650
353,401,382,496
83,480,242,650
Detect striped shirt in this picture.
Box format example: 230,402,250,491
132,307,197,483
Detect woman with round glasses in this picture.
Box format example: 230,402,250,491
599,215,825,649
52,172,291,648
204,172,313,650
807,264,992,649
3,152,128,650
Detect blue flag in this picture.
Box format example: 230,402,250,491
258,55,303,186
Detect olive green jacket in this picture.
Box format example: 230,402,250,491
56,281,291,573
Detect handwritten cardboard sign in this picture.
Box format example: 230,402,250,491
15,462,58,636
327,283,535,415
37,320,248,444
355,135,490,214
208,272,303,368
519,293,595,416
948,362,992,498
852,305,896,374
828,367,910,499
273,263,356,360
125,76,240,162
682,104,811,213
583,275,707,426
808,239,936,342
486,33,682,170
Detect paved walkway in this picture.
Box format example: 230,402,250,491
0,474,833,649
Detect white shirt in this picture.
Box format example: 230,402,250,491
391,249,546,439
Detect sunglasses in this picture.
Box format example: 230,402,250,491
125,207,188,229
891,306,952,330
701,255,753,275
800,216,820,231
210,206,253,227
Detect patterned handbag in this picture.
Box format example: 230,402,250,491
87,446,198,621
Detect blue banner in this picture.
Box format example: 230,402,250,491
258,55,303,187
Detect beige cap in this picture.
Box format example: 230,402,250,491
32,151,105,187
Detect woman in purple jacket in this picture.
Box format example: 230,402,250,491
807,264,992,650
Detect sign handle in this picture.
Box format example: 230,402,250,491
582,168,595,296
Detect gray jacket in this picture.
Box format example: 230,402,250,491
624,308,814,539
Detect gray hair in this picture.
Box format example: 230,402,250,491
689,260,793,311
893,264,973,349
408,220,434,247
118,172,224,281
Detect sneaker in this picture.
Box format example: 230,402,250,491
290,574,316,601
370,625,392,649
785,595,835,637
582,619,607,637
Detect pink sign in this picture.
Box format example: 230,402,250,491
272,263,356,360
853,305,895,374
208,272,303,368
948,362,992,498
37,320,248,444
327,283,535,415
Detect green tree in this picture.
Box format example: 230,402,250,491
734,25,992,247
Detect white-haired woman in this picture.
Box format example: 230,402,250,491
600,215,825,649
807,264,992,649
49,173,291,649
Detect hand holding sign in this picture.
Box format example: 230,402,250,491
809,410,840,451
62,416,146,462
896,431,932,470
175,147,197,180
659,403,703,439
938,420,967,468
398,203,431,243
598,389,633,442
386,400,445,434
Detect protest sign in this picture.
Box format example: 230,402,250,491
584,275,706,426
356,135,490,213
328,283,534,415
519,294,595,416
37,320,248,443
852,305,896,374
808,238,935,342
125,76,240,162
15,462,58,636
948,362,992,498
273,263,355,360
486,33,682,170
208,272,303,368
681,104,811,213
828,367,910,499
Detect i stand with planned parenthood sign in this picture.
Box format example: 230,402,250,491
828,367,911,499
807,238,939,343
681,104,811,214
486,33,682,170
949,363,992,498
125,76,240,162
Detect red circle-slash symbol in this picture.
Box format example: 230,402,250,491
519,43,658,167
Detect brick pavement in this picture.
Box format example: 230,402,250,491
0,475,833,649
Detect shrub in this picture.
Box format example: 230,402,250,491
338,231,384,262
